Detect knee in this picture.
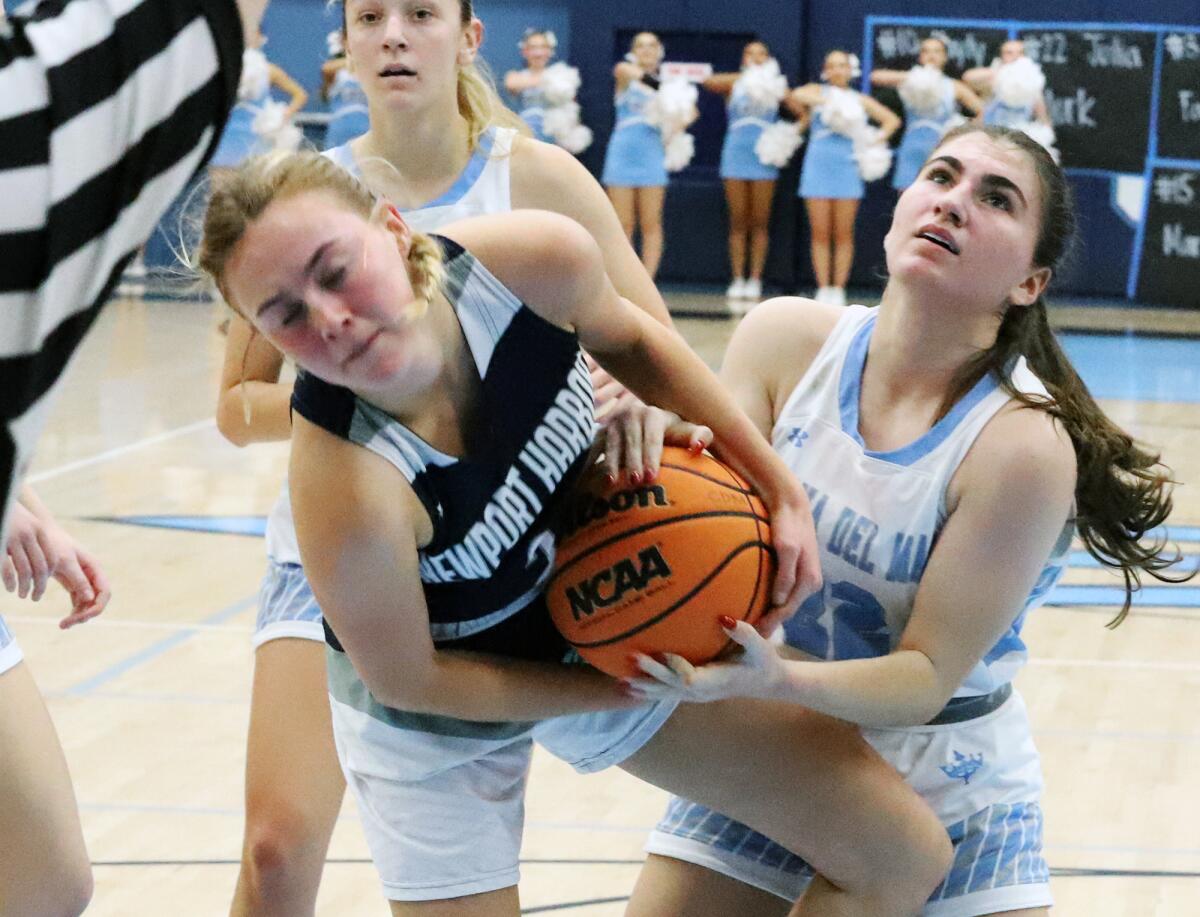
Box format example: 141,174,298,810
242,805,321,883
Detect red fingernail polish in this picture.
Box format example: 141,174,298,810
718,615,736,629
689,441,704,455
605,473,617,486
630,471,642,485
644,467,656,483
653,652,669,664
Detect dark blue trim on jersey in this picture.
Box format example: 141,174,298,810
838,312,999,466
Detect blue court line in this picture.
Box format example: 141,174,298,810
64,595,257,696
1068,550,1198,570
89,515,268,537
1047,585,1200,607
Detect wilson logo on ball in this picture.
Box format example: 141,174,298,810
563,545,673,621
560,484,670,538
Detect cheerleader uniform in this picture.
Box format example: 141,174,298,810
601,79,667,188
325,67,369,150
797,87,863,200
210,46,272,167
893,75,958,190
292,237,677,902
984,98,1036,128
719,81,780,182
514,81,550,142
645,304,1066,917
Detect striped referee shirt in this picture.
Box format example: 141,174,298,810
0,0,243,538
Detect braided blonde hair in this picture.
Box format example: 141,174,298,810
198,150,444,318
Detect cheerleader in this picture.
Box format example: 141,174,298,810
602,31,673,278
320,31,369,149
702,40,794,305
503,28,556,142
870,37,983,190
964,40,1054,130
209,28,307,170
789,50,900,306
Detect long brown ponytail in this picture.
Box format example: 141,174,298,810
934,124,1193,626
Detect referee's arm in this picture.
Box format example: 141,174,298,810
0,0,262,538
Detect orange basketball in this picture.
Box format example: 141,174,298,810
546,446,774,679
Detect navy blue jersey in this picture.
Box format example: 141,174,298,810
292,236,594,663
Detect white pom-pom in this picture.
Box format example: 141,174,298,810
271,122,304,153
939,113,968,137
541,101,580,139
664,131,695,172
1014,120,1060,163
755,120,804,167
326,30,344,58
898,65,946,117
847,53,862,79
852,128,892,181
656,78,699,133
252,100,289,137
739,59,788,109
540,62,582,106
559,124,593,154
821,87,867,137
994,57,1046,109
238,48,271,102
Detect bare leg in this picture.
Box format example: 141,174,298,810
637,185,666,279
831,198,861,290
747,180,776,282
804,198,834,289
0,662,93,917
724,179,751,281
621,700,951,916
607,186,637,244
389,886,520,916
626,854,789,917
230,639,346,917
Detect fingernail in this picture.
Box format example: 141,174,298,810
630,471,642,485
643,467,656,483
605,473,617,486
718,615,737,629
689,440,704,455
653,652,669,664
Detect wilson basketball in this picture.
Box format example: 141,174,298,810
546,446,774,679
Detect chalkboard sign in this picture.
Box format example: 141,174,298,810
1136,166,1200,308
1158,31,1200,162
869,24,1009,79
1020,29,1156,173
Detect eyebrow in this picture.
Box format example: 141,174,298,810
255,241,335,317
927,155,1028,209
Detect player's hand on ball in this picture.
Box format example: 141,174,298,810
600,404,712,489
757,488,822,636
625,618,786,702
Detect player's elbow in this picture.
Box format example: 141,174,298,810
215,392,254,447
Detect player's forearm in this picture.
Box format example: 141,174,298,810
216,381,292,445
381,650,638,721
772,649,947,727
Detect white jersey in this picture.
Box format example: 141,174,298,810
773,304,1072,697
264,127,520,564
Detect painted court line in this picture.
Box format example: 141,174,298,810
4,614,253,634
64,595,257,696
26,418,216,484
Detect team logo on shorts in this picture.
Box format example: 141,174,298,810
940,751,985,784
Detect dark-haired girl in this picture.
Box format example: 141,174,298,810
628,124,1189,917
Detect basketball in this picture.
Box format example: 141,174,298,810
545,446,774,679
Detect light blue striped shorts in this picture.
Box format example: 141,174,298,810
253,560,325,648
0,612,23,675
646,690,1053,916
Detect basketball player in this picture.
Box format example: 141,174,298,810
626,124,1189,917
217,3,679,910
1,1,267,912
196,149,953,915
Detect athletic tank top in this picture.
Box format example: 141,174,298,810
264,127,519,565
291,236,593,658
773,305,1072,696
